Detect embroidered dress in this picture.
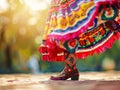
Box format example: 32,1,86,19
39,0,120,62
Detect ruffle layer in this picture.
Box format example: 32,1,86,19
39,40,65,61
45,0,120,41
76,32,120,59
39,32,120,62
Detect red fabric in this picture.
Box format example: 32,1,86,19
39,38,65,62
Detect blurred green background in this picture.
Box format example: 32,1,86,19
0,0,120,74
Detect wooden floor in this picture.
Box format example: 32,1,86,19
0,71,120,90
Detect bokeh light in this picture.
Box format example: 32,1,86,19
0,0,50,73
0,0,9,13
22,0,50,11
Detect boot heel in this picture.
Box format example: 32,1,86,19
71,75,79,80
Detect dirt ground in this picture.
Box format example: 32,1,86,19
0,71,120,90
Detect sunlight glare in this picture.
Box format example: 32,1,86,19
23,0,50,11
0,0,9,13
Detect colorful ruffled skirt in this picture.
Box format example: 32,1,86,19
39,0,120,62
